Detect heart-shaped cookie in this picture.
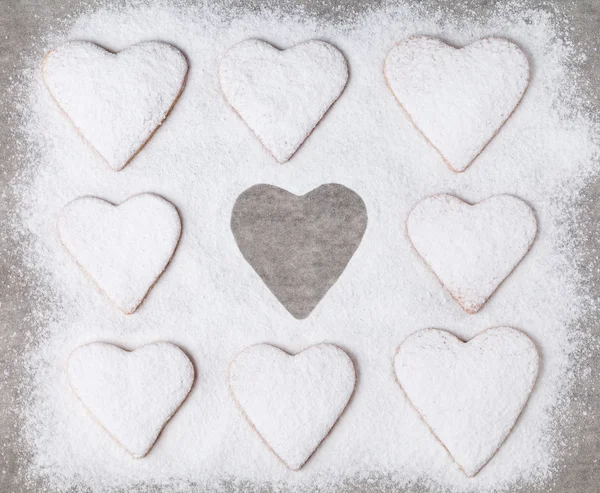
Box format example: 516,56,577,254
228,343,355,470
385,37,529,172
43,41,188,171
58,193,181,314
406,194,537,313
231,184,367,319
67,342,194,458
394,327,539,477
219,39,348,162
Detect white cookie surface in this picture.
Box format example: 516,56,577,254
228,344,355,470
406,194,537,313
67,342,195,458
385,37,529,172
43,41,188,171
219,39,348,162
57,193,181,314
394,327,539,477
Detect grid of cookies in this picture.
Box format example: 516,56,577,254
43,35,539,478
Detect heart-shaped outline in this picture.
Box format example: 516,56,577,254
219,39,348,162
228,343,356,470
57,192,182,314
43,41,188,171
393,327,539,477
67,341,195,458
230,183,368,319
406,193,537,314
384,36,529,172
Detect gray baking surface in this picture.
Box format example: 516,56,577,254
1,0,600,492
231,184,368,319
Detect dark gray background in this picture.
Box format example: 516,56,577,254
2,1,600,492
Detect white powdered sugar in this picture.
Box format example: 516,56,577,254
43,41,188,171
228,344,355,471
385,37,529,172
394,327,539,478
219,39,348,162
57,193,182,314
7,1,600,492
67,342,194,458
406,194,537,314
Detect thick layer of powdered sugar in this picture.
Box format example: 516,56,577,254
43,41,188,170
229,344,356,471
385,37,529,172
229,344,355,471
406,194,537,314
11,2,600,492
67,342,195,458
394,327,539,477
219,39,348,162
57,193,181,314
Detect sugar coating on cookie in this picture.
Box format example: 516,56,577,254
385,37,529,172
406,193,537,313
57,193,181,314
43,41,188,171
67,342,195,458
394,327,539,477
219,39,348,162
228,343,355,470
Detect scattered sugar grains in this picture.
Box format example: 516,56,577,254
9,1,600,492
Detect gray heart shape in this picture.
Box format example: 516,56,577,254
231,184,368,319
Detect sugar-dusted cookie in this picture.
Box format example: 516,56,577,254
67,342,195,458
219,39,348,162
228,343,355,470
43,41,188,171
394,327,539,477
384,37,529,172
231,184,367,319
406,194,537,313
57,193,181,314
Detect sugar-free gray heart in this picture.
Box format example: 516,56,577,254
231,184,367,319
